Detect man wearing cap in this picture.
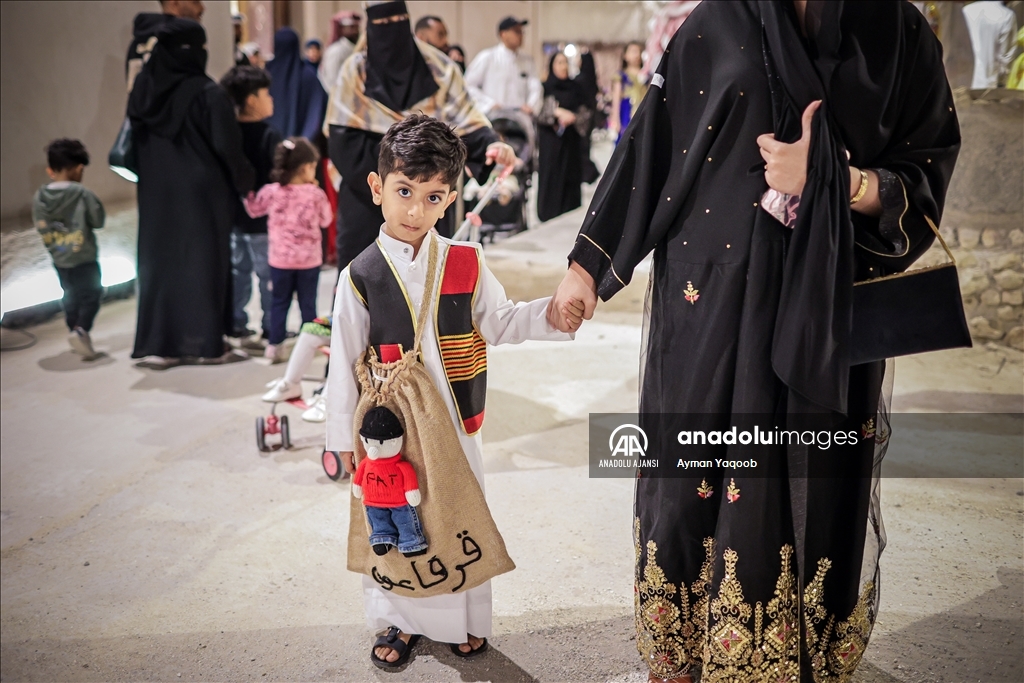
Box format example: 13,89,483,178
464,16,542,116
319,10,361,92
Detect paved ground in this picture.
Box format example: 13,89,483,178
2,143,1022,682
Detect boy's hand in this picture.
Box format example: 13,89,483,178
340,451,356,474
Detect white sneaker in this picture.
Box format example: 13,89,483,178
262,379,302,403
301,394,327,422
68,328,96,358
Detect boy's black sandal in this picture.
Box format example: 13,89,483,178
449,638,488,658
370,626,420,670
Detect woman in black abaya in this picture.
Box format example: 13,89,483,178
129,20,254,365
536,51,592,223
549,2,959,681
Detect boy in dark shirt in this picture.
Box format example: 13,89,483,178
33,139,105,359
220,65,282,342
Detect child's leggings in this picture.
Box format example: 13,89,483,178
283,318,332,385
268,266,319,345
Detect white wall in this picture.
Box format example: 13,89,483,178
0,0,235,223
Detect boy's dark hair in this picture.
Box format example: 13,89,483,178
270,136,319,184
414,15,442,33
378,114,466,188
219,65,271,110
46,139,90,171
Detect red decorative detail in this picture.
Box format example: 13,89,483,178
379,344,402,363
441,245,479,295
727,478,741,503
719,629,743,652
837,642,859,661
462,410,485,434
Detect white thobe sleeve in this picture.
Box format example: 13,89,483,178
998,14,1019,79
473,249,574,345
464,50,491,95
326,268,370,453
525,57,544,114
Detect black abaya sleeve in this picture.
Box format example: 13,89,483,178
567,47,676,301
461,126,500,181
204,83,255,195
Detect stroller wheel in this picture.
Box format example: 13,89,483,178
322,449,343,481
256,416,269,452
280,415,291,449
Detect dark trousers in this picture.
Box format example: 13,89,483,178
268,266,319,345
55,261,103,332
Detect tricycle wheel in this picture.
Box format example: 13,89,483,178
256,416,269,452
280,415,291,449
322,449,342,481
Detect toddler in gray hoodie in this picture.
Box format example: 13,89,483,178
33,139,105,359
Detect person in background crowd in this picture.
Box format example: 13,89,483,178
610,41,647,143
414,15,448,51
464,16,543,117
33,139,106,361
575,49,601,184
240,42,265,69
305,39,323,67
220,65,282,342
325,0,515,266
232,13,250,66
963,0,1018,88
447,44,467,73
125,0,205,92
266,28,327,141
319,10,361,93
127,19,254,368
244,138,333,363
536,51,591,222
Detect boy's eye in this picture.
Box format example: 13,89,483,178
428,195,441,204
398,188,411,198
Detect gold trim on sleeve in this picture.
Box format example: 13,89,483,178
580,233,627,287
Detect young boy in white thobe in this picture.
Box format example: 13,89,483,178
326,114,577,668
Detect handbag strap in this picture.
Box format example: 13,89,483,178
925,216,955,266
411,235,441,355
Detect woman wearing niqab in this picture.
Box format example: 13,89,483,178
535,51,592,222
266,27,328,140
549,2,959,681
128,19,254,364
324,0,514,267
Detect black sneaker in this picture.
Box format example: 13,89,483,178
228,327,256,339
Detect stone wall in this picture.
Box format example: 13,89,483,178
928,94,1024,350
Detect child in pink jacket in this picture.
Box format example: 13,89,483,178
245,137,333,362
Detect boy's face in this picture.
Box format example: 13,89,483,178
46,164,84,183
244,88,273,120
368,170,456,250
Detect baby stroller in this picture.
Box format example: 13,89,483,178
469,109,533,243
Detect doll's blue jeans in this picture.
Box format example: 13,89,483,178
365,504,428,554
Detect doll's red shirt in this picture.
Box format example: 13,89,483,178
354,454,419,507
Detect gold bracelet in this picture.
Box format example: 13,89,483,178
850,168,869,205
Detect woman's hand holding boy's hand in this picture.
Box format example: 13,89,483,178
548,261,597,333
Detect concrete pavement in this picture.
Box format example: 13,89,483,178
2,153,1022,681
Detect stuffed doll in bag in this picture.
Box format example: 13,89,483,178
352,406,428,557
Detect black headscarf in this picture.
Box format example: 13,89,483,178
761,0,959,413
127,19,210,139
543,52,585,111
364,1,438,112
576,51,599,112
266,28,327,139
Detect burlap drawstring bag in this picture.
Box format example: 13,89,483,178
347,237,515,597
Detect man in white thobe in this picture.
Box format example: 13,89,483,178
463,16,543,117
319,10,361,93
963,0,1018,89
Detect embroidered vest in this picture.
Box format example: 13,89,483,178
349,239,487,435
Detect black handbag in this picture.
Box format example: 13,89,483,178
851,217,972,365
108,117,138,182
